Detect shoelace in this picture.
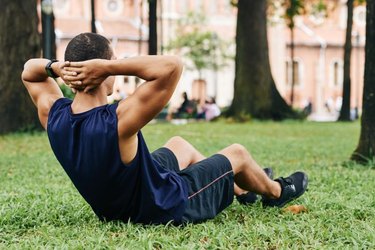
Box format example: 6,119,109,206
280,177,293,185
278,177,296,196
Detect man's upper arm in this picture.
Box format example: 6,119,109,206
116,58,182,138
22,59,63,128
116,81,169,136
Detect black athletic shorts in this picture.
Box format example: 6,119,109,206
151,147,234,224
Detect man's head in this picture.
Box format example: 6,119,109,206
65,33,113,62
65,33,115,94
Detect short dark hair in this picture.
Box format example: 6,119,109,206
64,33,113,62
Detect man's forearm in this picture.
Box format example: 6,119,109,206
106,56,183,82
22,58,63,82
63,55,183,92
22,59,51,83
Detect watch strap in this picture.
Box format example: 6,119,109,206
45,59,59,78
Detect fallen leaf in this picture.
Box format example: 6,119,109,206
283,205,308,214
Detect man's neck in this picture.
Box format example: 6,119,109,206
71,88,108,114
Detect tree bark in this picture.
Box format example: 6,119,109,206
148,0,157,55
338,0,353,121
351,1,375,163
0,1,41,134
228,0,295,120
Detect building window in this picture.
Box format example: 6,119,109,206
353,6,366,27
103,0,124,16
53,0,70,16
178,0,188,13
54,0,68,9
339,4,347,30
194,0,202,10
285,59,302,86
123,76,129,84
210,0,218,14
331,59,343,86
224,0,233,13
107,0,119,12
333,62,339,85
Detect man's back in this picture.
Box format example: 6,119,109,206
47,98,188,224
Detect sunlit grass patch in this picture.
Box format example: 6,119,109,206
1,121,374,248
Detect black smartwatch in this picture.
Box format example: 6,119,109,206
45,59,59,78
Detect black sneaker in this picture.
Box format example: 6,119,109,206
262,171,308,208
236,167,274,205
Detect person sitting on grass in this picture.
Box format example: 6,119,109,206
167,92,196,120
21,32,308,225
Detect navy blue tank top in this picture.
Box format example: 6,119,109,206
47,98,188,224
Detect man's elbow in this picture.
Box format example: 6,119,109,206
21,59,45,83
167,56,183,78
21,69,30,85
21,59,34,82
173,56,183,72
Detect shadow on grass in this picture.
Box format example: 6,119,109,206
341,160,375,170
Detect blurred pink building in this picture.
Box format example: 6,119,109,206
275,1,366,120
43,0,365,119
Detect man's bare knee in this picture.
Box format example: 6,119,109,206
228,143,250,159
166,136,186,146
219,143,251,173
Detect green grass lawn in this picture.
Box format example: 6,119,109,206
1,121,374,249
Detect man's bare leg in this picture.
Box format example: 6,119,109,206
164,138,307,205
163,136,256,196
218,144,281,199
163,136,205,170
234,185,248,195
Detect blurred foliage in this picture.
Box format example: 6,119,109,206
165,12,233,79
284,0,305,29
59,83,75,99
226,0,361,26
230,0,238,7
274,0,364,24
355,0,366,5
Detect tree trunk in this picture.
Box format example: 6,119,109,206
91,0,97,33
228,0,295,120
148,0,157,55
338,0,353,121
41,1,56,59
351,1,375,163
290,26,295,106
0,0,41,134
